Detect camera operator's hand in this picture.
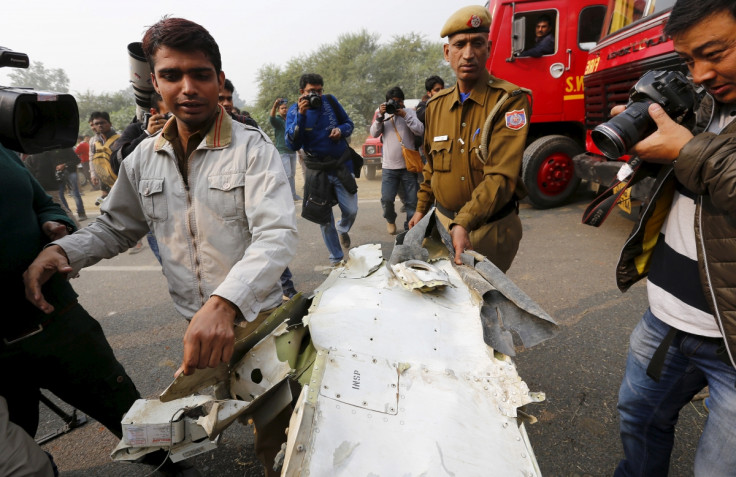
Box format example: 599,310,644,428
23,245,73,314
146,113,169,136
378,103,387,115
329,127,342,141
612,103,693,163
176,295,237,377
298,95,310,115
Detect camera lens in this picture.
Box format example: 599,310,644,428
308,93,322,109
385,102,397,115
592,100,656,159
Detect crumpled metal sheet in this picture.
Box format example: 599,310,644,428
399,209,559,356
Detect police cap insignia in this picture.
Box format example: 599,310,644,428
440,5,491,38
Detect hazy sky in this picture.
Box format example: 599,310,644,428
1,0,471,103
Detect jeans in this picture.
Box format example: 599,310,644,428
280,267,296,297
381,168,417,230
59,171,85,216
280,152,299,199
321,174,358,264
615,308,736,477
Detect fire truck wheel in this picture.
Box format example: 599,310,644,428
522,135,582,209
364,164,379,180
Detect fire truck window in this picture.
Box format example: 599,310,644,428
578,6,606,51
517,10,557,58
607,0,675,36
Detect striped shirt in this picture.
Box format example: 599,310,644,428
647,102,736,336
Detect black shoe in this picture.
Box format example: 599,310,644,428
339,232,351,249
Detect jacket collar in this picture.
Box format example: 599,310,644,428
154,105,232,152
445,69,492,111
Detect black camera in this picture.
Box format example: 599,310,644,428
142,112,171,130
592,70,697,159
306,92,322,110
0,47,79,154
384,99,402,115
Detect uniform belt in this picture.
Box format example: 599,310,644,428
1,301,76,345
435,198,518,225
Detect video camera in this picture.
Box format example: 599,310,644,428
0,47,79,154
592,70,698,159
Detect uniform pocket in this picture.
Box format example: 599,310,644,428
139,178,167,221
429,141,452,172
208,172,246,220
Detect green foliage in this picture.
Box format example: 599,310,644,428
6,61,70,93
254,30,454,141
74,87,137,135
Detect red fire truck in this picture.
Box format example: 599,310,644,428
485,0,608,208
573,0,682,208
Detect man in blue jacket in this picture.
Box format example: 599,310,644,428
285,73,357,266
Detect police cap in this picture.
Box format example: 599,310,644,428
440,5,491,38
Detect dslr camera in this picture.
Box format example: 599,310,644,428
384,99,402,115
0,47,79,154
592,70,698,159
306,92,322,109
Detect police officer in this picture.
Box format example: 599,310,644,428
409,5,531,272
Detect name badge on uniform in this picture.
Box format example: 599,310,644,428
433,135,449,142
505,110,527,130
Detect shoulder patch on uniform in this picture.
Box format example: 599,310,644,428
505,110,527,130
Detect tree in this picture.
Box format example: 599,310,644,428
253,30,454,143
6,61,70,93
74,87,136,135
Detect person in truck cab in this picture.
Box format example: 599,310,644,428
519,14,554,57
609,1,736,475
409,4,531,272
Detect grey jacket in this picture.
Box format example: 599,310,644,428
55,109,298,322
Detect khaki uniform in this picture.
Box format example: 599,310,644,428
417,69,530,271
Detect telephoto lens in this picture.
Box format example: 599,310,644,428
592,70,697,159
592,100,655,159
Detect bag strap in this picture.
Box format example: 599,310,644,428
582,156,645,227
390,117,407,148
99,134,120,149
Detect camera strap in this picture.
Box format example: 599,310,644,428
582,156,644,227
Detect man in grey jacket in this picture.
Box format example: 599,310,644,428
607,1,736,475
24,17,297,380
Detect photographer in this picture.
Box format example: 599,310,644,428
285,73,357,267
608,1,736,475
370,86,423,234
